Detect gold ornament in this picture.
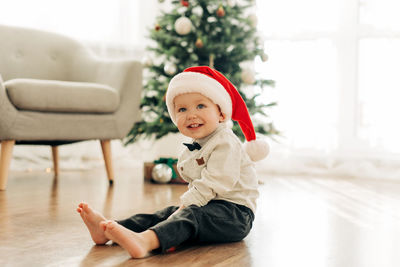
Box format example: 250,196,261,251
195,38,204,48
216,6,225,17
261,53,269,62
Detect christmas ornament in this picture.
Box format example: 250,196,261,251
155,23,161,31
217,6,225,17
261,53,269,62
152,163,172,183
227,0,236,7
241,69,256,84
174,16,192,35
164,62,177,75
180,0,189,7
195,38,204,48
249,14,258,27
141,55,153,67
192,6,203,16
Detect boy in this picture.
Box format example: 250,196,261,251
77,66,269,258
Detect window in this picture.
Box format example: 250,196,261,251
256,0,400,156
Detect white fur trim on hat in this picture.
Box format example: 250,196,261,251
244,139,269,161
166,72,232,125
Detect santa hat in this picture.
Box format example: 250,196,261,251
166,66,269,161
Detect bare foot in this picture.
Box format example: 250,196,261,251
77,202,109,245
101,220,159,258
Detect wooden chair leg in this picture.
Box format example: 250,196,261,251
100,140,114,185
0,140,15,190
51,146,59,177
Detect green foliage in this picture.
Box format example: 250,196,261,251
125,0,278,145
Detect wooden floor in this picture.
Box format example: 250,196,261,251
0,167,399,267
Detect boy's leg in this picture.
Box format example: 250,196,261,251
149,205,200,252
149,200,254,252
194,200,254,243
116,205,179,232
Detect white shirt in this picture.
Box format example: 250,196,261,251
177,123,259,213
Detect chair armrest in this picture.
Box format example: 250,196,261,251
0,74,19,139
69,54,143,137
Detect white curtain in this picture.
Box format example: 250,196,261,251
255,0,400,180
0,0,160,58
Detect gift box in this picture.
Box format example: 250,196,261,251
143,161,187,184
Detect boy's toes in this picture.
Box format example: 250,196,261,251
82,203,89,211
103,220,118,232
107,220,116,228
100,220,114,230
99,221,107,231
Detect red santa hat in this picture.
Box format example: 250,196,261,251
166,66,269,161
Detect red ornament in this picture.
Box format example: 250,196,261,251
181,0,189,7
155,24,161,31
216,6,225,17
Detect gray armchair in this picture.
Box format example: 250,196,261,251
0,25,143,190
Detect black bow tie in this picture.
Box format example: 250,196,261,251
183,142,201,151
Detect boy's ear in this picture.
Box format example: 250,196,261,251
217,105,226,122
219,112,227,122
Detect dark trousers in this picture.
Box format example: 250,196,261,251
117,200,254,252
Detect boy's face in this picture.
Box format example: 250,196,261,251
174,93,226,139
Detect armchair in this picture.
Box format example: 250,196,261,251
0,25,143,190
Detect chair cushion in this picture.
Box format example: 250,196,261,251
5,78,120,113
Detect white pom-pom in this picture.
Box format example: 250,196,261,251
224,119,234,129
244,139,269,162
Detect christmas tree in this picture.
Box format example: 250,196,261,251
125,0,278,145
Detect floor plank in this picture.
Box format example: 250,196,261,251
0,168,399,266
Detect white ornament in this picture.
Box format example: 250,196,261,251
152,163,172,183
192,6,203,16
249,14,258,27
164,63,177,75
261,53,269,62
241,69,256,84
141,55,153,67
227,0,236,7
174,16,192,35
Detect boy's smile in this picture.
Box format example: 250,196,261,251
174,93,226,139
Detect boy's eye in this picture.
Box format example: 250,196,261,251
197,104,205,109
178,107,186,112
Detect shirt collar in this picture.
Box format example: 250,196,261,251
194,123,227,147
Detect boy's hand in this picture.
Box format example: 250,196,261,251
168,205,185,219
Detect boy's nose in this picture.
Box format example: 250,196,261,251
187,110,198,119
